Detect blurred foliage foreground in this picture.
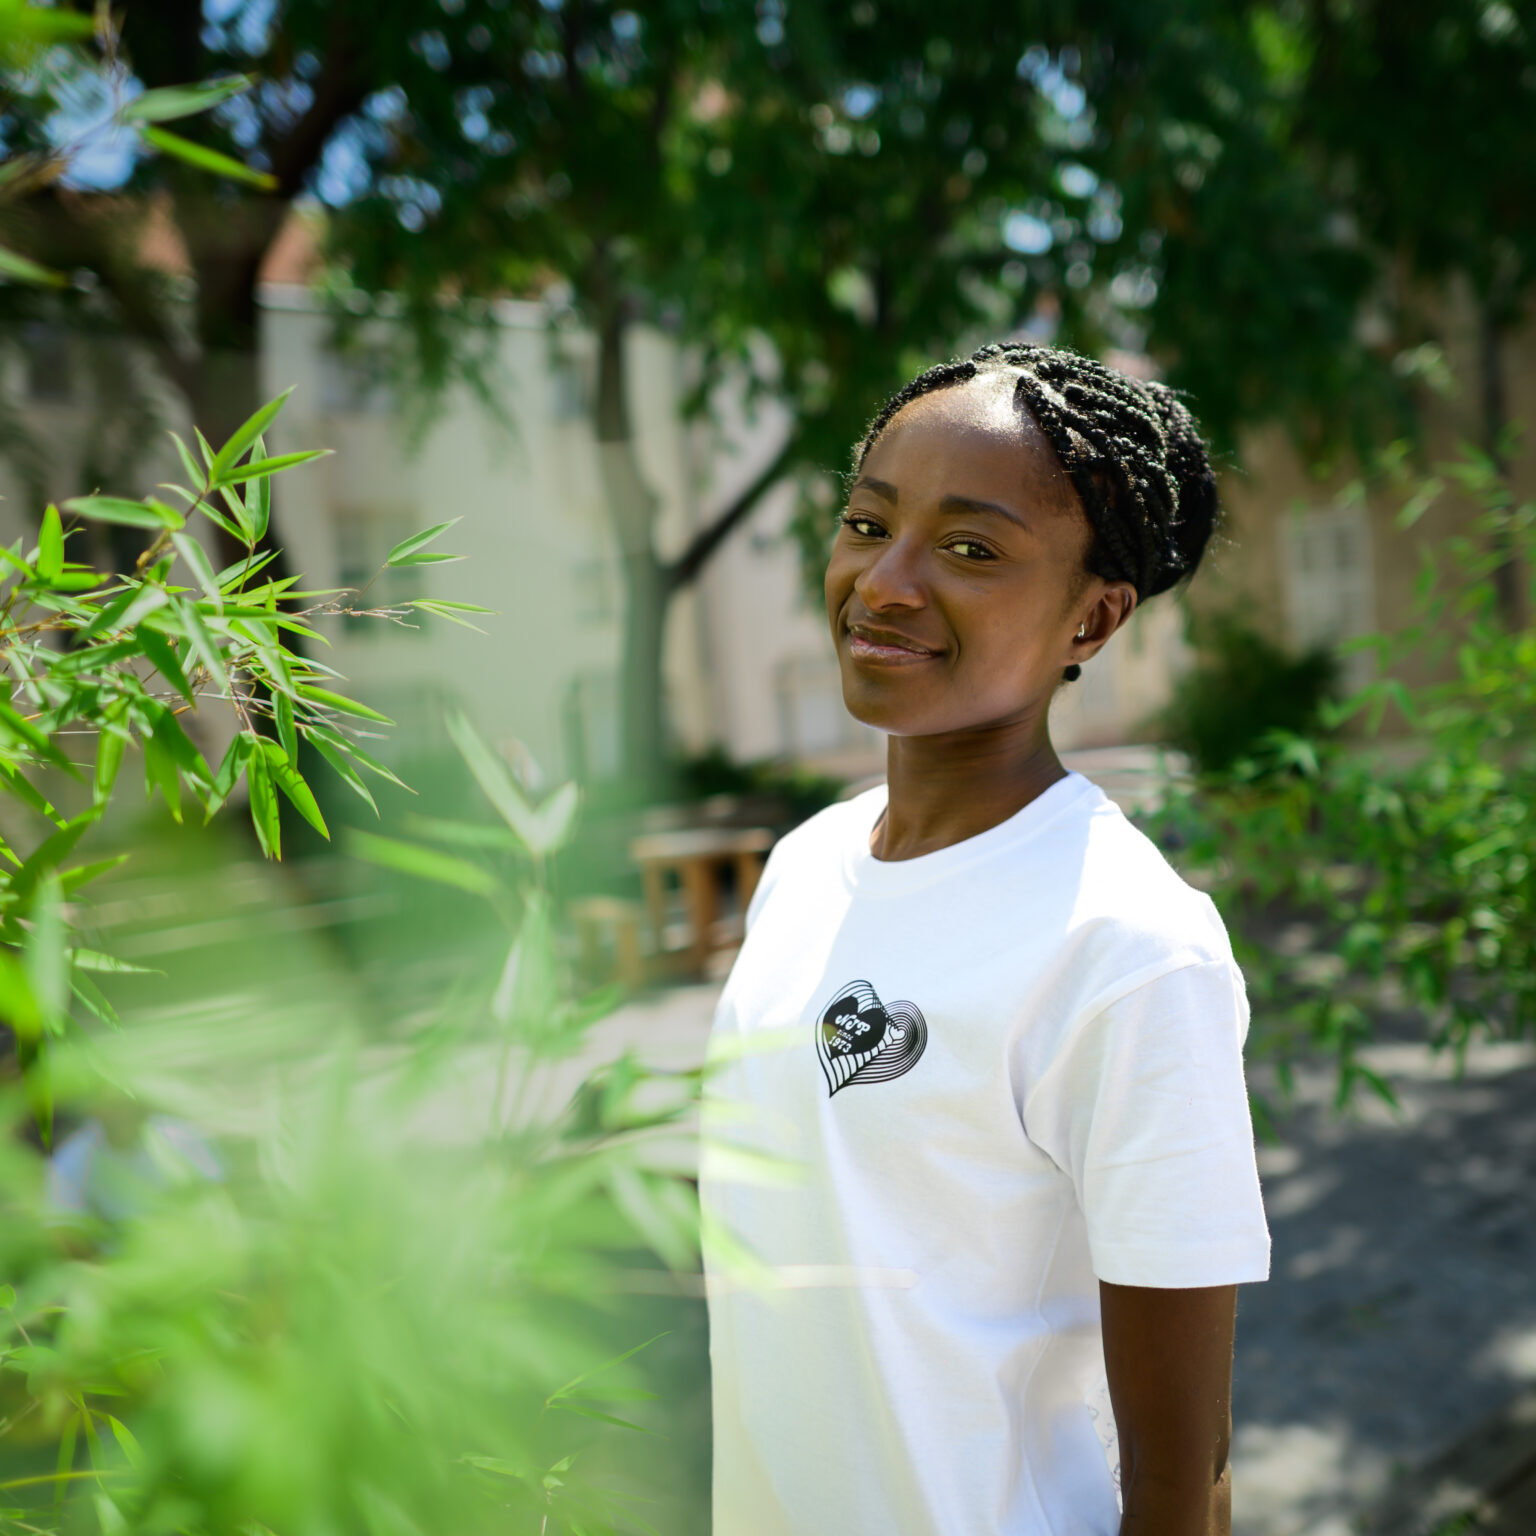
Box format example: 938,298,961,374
0,397,706,1535
1145,442,1536,1120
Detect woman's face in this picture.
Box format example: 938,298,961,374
824,375,1135,739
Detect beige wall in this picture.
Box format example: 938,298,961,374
1200,281,1536,703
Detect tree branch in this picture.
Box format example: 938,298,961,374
665,430,802,593
265,31,370,200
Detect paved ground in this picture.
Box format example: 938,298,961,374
583,984,1536,1536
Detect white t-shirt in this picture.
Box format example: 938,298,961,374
700,772,1269,1536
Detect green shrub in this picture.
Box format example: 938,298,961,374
1143,445,1536,1105
1157,611,1339,776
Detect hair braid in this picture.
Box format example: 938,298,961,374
853,342,1220,605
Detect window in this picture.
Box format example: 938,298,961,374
1283,504,1375,691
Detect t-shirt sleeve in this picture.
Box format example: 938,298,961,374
1022,957,1271,1289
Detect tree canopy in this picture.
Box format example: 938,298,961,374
4,1,1533,778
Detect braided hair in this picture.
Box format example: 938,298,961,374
853,343,1219,680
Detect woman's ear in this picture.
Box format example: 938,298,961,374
1079,584,1138,649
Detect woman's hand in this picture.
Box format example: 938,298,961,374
1101,1281,1238,1536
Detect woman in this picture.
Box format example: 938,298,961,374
700,343,1269,1536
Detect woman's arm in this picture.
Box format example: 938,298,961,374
1100,1281,1238,1536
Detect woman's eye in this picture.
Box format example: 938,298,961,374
946,538,996,561
840,513,886,538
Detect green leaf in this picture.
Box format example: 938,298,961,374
168,432,206,492
23,875,68,1029
345,831,499,896
219,448,330,487
246,436,272,541
0,1285,14,1308
70,970,119,1029
0,949,41,1042
121,76,252,125
37,505,63,582
94,718,127,806
142,720,182,822
70,949,156,976
260,739,328,840
141,701,212,787
312,739,378,817
204,733,253,819
171,532,223,611
63,496,182,530
276,693,298,764
387,551,464,567
0,759,64,824
177,598,232,696
9,812,99,905
0,245,66,289
295,685,394,725
139,125,278,190
410,599,489,634
105,1418,144,1471
208,389,294,486
386,519,460,565
58,855,129,895
446,712,578,857
245,745,281,858
0,698,77,777
135,625,196,707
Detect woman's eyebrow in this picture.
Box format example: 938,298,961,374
938,494,1029,530
851,475,898,502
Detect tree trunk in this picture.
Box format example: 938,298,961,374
593,304,670,795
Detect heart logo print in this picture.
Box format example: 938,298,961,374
816,980,928,1097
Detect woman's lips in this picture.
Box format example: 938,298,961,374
847,632,940,666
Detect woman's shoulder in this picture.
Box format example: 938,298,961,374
1071,791,1231,963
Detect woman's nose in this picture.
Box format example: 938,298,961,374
854,538,926,611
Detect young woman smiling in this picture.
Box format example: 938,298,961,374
700,344,1269,1536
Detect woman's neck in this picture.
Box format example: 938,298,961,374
873,715,1067,862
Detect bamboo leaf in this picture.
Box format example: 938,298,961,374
177,598,231,696
0,759,65,824
0,245,66,289
245,745,280,858
260,739,328,840
70,970,119,1029
345,831,498,895
37,505,63,581
208,389,294,485
171,532,223,611
63,496,182,530
219,449,330,487
0,948,42,1042
94,718,127,805
388,551,464,566
70,949,156,976
168,432,206,491
139,125,278,190
121,76,251,125
134,625,196,707
295,685,394,725
409,599,488,634
276,693,298,764
0,698,77,776
312,739,378,817
386,519,460,565
204,733,253,819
